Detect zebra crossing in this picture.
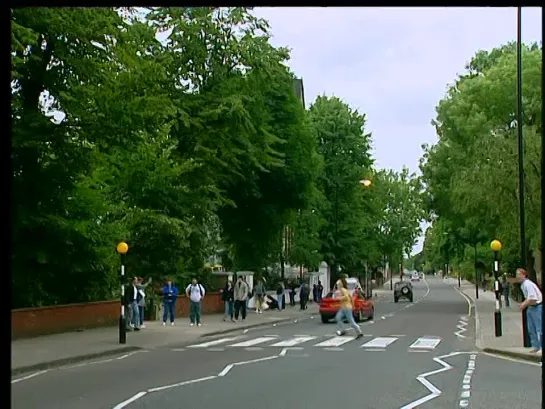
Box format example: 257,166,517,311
185,334,443,351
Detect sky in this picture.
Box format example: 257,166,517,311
254,7,543,254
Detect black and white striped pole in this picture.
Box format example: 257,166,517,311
117,241,129,344
490,239,503,337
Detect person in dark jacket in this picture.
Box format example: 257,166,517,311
222,280,235,321
300,282,309,310
162,280,179,326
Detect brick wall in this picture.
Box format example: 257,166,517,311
12,292,224,339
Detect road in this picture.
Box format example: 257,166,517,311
11,276,542,409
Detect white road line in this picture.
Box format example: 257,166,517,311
361,337,398,348
11,370,49,384
409,336,442,350
455,318,468,338
270,336,316,347
218,364,233,377
112,391,148,409
147,376,217,393
452,284,473,316
314,336,354,347
399,352,455,409
187,337,238,348
229,337,277,347
458,354,476,408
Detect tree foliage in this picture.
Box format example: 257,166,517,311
11,7,425,308
419,42,542,281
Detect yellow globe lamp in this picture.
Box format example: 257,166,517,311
117,241,129,255
490,240,502,252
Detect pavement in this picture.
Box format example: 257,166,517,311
11,304,317,375
444,277,542,363
12,276,542,409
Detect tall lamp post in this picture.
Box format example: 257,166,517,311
540,5,545,385
117,241,129,344
516,6,531,349
474,244,479,299
490,239,503,337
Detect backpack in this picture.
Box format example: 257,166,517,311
189,284,204,297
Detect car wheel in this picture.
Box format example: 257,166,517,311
401,287,409,295
321,315,329,323
368,307,374,320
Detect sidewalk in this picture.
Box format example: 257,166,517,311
11,305,318,375
445,277,540,363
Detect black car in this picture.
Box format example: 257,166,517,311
394,282,413,303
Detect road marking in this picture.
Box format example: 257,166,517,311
399,351,455,409
187,337,238,348
314,336,355,347
270,336,316,347
324,347,344,351
207,347,225,351
361,337,398,348
218,364,233,376
113,391,148,409
455,317,468,338
409,336,441,350
458,354,476,408
245,347,264,351
229,337,277,347
452,284,473,316
147,375,216,393
11,370,49,384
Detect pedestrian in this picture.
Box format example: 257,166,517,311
222,280,235,321
162,280,178,326
501,275,510,307
289,282,296,306
317,280,324,303
124,281,134,331
276,281,284,311
127,277,142,331
334,278,363,339
186,278,206,327
234,275,249,322
312,284,318,303
254,280,266,313
299,282,309,310
516,268,542,354
136,277,152,329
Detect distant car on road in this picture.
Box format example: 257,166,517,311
319,278,374,323
394,282,413,303
411,272,420,281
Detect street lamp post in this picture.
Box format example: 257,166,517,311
516,6,531,349
474,244,479,300
117,241,129,344
490,240,503,337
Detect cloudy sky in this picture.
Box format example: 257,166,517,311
254,7,542,253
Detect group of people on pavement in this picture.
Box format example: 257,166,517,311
124,276,152,331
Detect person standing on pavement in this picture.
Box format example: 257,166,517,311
186,278,206,327
234,276,249,322
317,281,324,303
517,268,542,354
276,282,284,311
136,276,152,329
289,282,296,306
501,275,510,307
299,282,309,310
222,280,235,321
127,277,142,331
334,278,363,339
162,280,178,326
254,280,266,313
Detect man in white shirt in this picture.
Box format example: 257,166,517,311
517,268,543,353
186,278,206,327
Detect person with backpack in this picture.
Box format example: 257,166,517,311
234,275,249,322
186,278,206,327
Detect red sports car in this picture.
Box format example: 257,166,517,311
319,282,375,323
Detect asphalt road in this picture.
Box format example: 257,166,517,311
11,276,541,409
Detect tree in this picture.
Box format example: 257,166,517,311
420,42,542,282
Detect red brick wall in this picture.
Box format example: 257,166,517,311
12,293,224,339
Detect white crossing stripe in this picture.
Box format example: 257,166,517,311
409,336,442,350
314,336,355,347
361,337,398,348
187,338,238,348
229,337,277,347
270,337,316,347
